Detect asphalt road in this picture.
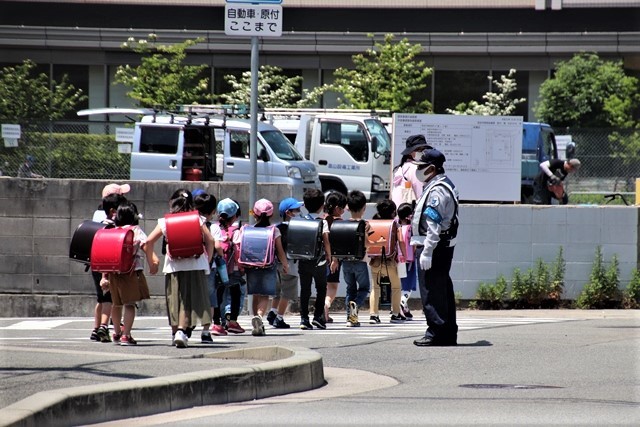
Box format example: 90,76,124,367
1,310,639,426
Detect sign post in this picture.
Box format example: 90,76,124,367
225,1,283,220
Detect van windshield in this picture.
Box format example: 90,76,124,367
261,130,304,161
364,119,391,156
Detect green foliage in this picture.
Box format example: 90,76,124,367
507,248,565,307
114,35,211,110
217,65,305,108
510,259,550,306
576,247,621,308
0,60,87,121
549,246,566,300
0,132,129,179
446,69,525,116
307,34,432,112
567,193,634,206
534,52,640,128
475,275,508,309
622,269,640,309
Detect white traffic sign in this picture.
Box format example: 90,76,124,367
115,127,134,143
225,4,282,37
226,0,282,3
1,124,21,139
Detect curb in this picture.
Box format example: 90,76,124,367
0,346,324,427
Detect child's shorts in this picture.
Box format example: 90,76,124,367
108,271,150,306
326,260,342,283
245,264,277,296
277,266,298,300
92,271,112,304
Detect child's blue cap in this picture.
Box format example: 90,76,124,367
279,197,304,218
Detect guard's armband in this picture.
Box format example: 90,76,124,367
424,206,442,224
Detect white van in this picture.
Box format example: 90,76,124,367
132,115,320,199
79,108,321,199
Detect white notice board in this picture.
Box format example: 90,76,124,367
392,114,523,202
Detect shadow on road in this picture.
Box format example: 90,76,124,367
457,340,492,347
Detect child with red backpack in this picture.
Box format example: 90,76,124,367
144,189,214,348
235,198,289,336
210,198,245,334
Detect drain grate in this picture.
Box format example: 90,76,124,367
460,384,563,390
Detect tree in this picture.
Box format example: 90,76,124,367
446,69,525,116
217,65,305,108
114,35,211,110
533,52,639,128
0,60,86,121
307,33,432,113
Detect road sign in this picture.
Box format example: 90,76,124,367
225,4,282,37
226,0,282,3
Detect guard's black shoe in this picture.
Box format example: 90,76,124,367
413,336,436,346
413,336,457,347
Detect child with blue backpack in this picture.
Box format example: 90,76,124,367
235,198,288,336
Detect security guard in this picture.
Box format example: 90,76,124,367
410,148,459,346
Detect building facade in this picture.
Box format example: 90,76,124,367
0,0,639,120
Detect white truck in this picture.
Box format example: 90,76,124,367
264,108,393,201
78,106,321,200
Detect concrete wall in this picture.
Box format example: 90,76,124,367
0,177,293,317
453,204,639,300
0,177,638,317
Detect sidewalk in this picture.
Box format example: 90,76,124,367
0,326,324,427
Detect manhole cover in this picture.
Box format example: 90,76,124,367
460,384,563,390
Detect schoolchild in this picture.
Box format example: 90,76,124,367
368,199,407,324
342,190,372,327
193,190,219,342
397,202,416,319
235,198,288,336
221,199,247,323
210,198,245,334
266,197,304,329
145,189,214,348
102,201,159,345
298,188,337,330
90,189,128,342
322,191,347,323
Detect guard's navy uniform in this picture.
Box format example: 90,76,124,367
411,151,459,346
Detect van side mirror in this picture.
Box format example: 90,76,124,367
259,148,269,162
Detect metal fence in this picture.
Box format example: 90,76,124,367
555,127,638,205
0,120,132,180
1,120,637,204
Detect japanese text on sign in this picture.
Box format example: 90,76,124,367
225,4,282,37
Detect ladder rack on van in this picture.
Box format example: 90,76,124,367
261,108,391,119
178,104,249,117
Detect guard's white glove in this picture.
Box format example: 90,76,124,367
419,252,432,270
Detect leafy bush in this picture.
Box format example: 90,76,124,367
511,259,549,307
576,247,621,308
549,246,566,301
622,269,640,309
475,275,508,309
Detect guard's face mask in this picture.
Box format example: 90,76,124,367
416,164,435,182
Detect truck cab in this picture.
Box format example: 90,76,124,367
295,114,391,201
264,109,392,201
521,122,558,201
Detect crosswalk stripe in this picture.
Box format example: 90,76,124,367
0,315,572,342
